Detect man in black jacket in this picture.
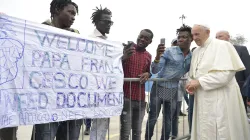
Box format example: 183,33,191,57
216,30,250,112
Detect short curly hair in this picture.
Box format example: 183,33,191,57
176,24,192,37
90,5,112,25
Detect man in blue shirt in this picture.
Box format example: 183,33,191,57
145,24,193,140
171,38,178,46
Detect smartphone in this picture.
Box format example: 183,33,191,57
128,41,133,44
160,38,165,44
127,41,134,48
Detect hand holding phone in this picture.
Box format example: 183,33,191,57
160,38,165,45
122,41,134,48
156,38,166,58
122,41,136,60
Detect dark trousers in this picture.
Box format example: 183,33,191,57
0,127,17,140
85,119,91,128
120,98,146,140
31,120,83,140
183,93,189,106
172,101,181,138
243,96,248,112
188,95,194,133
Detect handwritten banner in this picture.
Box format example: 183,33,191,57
0,15,124,128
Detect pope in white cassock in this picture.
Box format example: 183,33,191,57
186,24,250,140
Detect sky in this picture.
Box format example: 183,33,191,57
1,0,250,58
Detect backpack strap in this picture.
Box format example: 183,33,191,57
42,20,80,34
42,20,52,25
71,28,80,34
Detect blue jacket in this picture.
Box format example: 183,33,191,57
151,46,191,88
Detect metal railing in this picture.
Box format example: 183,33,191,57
123,78,190,140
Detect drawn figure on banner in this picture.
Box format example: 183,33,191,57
0,16,24,86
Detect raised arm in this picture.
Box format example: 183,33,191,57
151,44,166,74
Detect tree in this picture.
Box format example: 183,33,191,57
230,34,248,45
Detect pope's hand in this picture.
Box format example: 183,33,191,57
186,80,200,95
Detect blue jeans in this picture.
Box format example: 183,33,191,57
31,120,83,140
172,101,181,138
188,95,194,133
85,119,91,128
145,84,178,140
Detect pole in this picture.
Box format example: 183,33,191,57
179,14,186,25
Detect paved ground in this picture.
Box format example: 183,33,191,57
16,102,250,140
17,113,190,140
16,112,250,140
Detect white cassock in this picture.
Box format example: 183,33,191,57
189,37,250,140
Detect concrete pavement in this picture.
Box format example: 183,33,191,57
17,112,190,140
16,103,250,140
16,106,250,140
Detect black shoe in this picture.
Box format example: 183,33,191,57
179,111,187,116
84,127,90,135
172,135,177,140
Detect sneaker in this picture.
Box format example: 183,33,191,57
84,127,90,135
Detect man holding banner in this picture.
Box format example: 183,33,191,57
84,5,114,136
0,1,125,140
89,5,114,140
31,0,83,140
0,12,20,140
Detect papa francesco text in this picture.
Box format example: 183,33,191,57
23,30,123,109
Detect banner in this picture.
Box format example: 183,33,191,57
0,15,124,128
